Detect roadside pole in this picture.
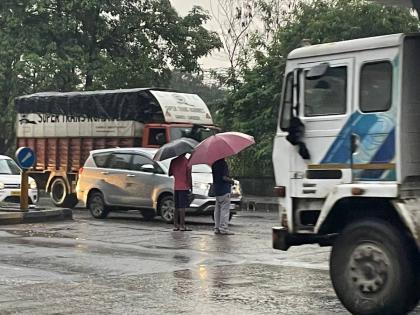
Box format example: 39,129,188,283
20,170,29,211
16,147,36,212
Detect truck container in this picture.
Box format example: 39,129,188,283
15,88,218,208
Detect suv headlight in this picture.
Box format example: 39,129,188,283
193,182,209,190
30,181,37,190
0,182,4,190
231,180,242,196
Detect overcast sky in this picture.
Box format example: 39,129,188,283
170,0,230,70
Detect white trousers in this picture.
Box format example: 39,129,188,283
214,193,230,232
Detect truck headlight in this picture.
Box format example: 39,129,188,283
0,182,4,190
30,181,37,190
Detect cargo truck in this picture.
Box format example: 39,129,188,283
15,88,218,208
272,33,420,314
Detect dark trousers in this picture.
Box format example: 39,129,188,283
174,208,185,228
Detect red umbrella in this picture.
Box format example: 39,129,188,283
188,132,255,166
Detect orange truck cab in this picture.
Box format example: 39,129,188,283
143,123,219,148
14,88,218,207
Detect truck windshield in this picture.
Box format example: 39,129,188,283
0,159,21,175
170,127,218,142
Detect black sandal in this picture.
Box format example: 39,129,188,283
173,227,180,231
180,227,192,231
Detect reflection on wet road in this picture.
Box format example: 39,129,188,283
0,209,416,314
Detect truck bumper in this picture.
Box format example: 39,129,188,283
272,227,336,251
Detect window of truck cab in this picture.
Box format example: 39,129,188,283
148,128,167,146
303,66,347,117
279,72,294,131
170,126,218,142
359,61,392,113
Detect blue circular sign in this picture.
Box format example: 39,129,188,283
16,147,36,169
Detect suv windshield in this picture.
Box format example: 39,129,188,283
0,159,21,175
170,126,218,142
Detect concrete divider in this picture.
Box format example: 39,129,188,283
0,205,72,225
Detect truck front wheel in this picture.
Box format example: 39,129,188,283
50,177,78,208
330,219,419,315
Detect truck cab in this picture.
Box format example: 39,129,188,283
143,123,219,148
272,33,420,314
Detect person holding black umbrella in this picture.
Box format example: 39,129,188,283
168,153,192,231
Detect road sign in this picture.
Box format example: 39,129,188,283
16,147,36,169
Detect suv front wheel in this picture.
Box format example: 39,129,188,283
159,195,175,224
88,191,110,219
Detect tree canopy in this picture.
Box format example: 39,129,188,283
0,0,222,154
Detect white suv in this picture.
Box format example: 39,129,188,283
76,148,242,223
0,155,38,204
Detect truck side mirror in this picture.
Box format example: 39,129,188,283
306,63,329,80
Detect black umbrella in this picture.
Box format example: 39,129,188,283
153,137,199,161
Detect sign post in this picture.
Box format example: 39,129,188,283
15,147,36,211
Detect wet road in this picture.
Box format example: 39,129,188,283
0,202,417,314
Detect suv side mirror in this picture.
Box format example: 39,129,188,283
141,164,155,172
306,63,329,80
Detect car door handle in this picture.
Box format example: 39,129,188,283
101,171,109,175
126,174,136,177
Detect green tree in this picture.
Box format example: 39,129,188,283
0,0,40,153
18,0,222,91
228,0,419,177
0,0,222,154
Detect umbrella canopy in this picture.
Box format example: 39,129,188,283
188,132,255,166
153,137,198,161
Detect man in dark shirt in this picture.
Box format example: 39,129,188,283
212,158,235,235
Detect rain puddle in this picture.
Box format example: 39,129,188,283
5,229,73,239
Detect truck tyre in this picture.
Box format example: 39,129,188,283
50,177,78,208
330,219,418,315
159,195,175,224
87,191,109,219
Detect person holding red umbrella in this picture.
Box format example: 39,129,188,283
188,131,255,235
212,158,235,235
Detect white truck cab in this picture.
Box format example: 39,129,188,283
272,33,420,314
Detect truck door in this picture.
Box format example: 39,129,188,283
292,58,354,198
351,60,396,181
